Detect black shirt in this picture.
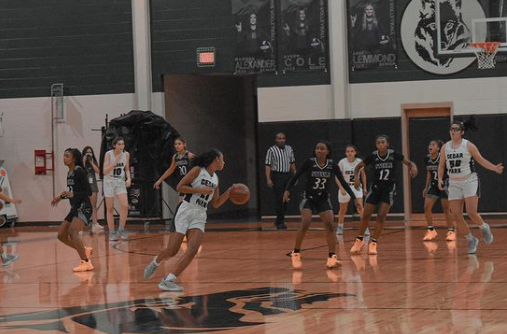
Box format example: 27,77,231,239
363,150,404,187
286,157,355,199
174,151,191,183
425,154,448,186
66,166,92,209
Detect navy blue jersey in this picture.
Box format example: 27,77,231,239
425,154,448,186
174,151,191,182
66,166,92,209
286,157,355,199
363,150,404,186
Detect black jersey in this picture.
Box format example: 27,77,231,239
66,166,92,209
174,151,191,182
286,157,355,199
363,149,404,187
425,154,448,186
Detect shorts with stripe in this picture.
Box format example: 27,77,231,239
299,194,333,214
426,181,448,199
65,204,92,226
448,173,480,201
365,183,396,206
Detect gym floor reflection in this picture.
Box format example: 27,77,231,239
1,225,507,333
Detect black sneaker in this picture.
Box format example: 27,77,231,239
276,223,287,230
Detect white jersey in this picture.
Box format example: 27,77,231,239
104,150,127,181
445,139,475,180
338,157,362,186
183,168,218,210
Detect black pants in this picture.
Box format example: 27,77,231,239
271,172,291,225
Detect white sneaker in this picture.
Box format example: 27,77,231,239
159,279,183,292
91,223,105,232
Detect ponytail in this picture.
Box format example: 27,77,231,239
452,115,479,133
192,148,222,168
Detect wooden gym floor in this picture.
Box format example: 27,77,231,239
1,223,506,333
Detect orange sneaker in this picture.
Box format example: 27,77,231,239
85,247,93,260
350,239,364,254
423,229,438,241
291,251,302,269
446,230,456,241
368,242,377,255
326,254,342,269
73,260,94,272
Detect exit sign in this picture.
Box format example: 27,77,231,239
197,47,216,68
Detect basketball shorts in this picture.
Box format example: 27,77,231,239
103,179,127,197
65,204,92,226
365,183,396,206
426,181,448,199
299,194,333,214
448,173,480,201
174,200,206,234
338,186,363,204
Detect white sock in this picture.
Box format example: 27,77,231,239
153,256,160,266
165,273,177,282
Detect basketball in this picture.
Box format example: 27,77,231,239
230,183,250,205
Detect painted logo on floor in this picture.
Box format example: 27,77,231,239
0,287,354,333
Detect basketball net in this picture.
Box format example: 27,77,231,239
470,42,501,70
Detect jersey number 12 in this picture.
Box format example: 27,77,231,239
379,169,390,181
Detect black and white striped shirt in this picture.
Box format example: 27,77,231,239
265,145,295,173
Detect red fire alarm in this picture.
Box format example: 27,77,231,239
34,150,54,175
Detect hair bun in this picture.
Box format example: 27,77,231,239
462,115,479,132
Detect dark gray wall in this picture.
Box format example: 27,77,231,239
258,115,507,216
0,0,135,98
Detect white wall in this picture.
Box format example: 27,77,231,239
257,85,333,122
0,94,136,222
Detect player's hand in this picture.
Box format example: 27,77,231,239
340,189,347,196
422,189,427,198
126,179,132,188
438,179,444,191
354,178,360,190
267,179,274,188
494,163,504,174
363,187,368,194
409,164,418,178
200,187,213,195
11,198,22,204
51,196,62,207
154,180,162,189
283,191,290,203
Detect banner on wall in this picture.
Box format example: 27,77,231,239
279,0,328,73
233,0,277,74
347,0,397,70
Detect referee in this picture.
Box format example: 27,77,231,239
265,132,296,229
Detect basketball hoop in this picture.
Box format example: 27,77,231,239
470,42,501,70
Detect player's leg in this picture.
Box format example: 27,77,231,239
465,195,493,244
350,203,375,254
368,202,392,255
320,209,341,268
423,196,438,241
441,199,456,241
105,196,117,241
337,199,349,235
290,205,312,269
69,217,93,272
117,192,129,240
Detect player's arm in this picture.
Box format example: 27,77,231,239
423,170,431,198
360,167,368,193
334,164,356,200
283,159,309,202
177,167,210,195
154,155,177,189
335,176,346,195
468,142,504,174
90,159,100,174
353,160,366,190
211,184,237,209
437,145,447,190
401,157,418,178
0,192,21,204
125,152,132,187
102,152,119,175
265,150,273,188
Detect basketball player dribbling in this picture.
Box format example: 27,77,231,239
144,148,239,292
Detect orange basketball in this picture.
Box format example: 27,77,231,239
230,183,250,205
